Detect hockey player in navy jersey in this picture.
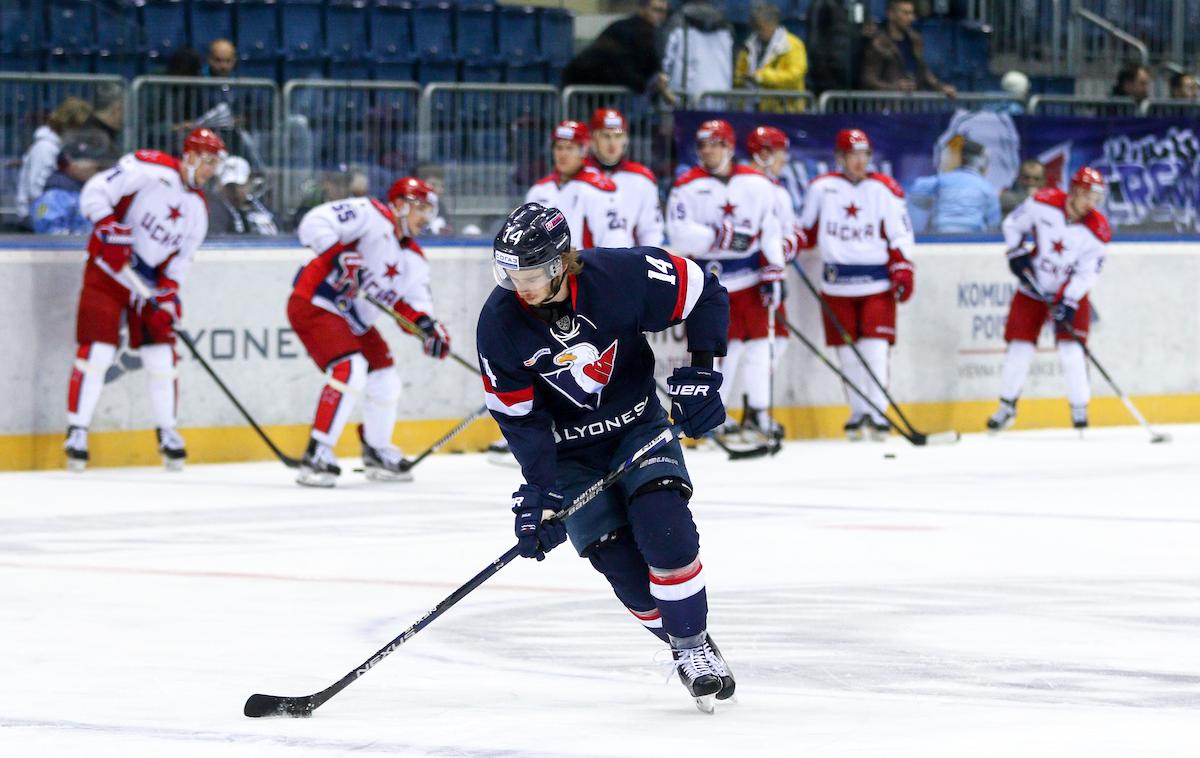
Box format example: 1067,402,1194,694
476,202,736,712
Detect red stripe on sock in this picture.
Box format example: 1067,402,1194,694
648,561,703,586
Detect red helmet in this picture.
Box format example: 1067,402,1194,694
183,127,227,157
696,119,735,147
552,120,591,146
590,107,626,133
747,126,790,156
387,176,438,208
835,128,871,154
1070,165,1106,195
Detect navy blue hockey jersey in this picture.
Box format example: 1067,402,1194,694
476,247,729,490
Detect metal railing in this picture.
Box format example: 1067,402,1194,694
0,73,125,222
281,80,421,223
1028,94,1141,116
693,89,815,114
818,90,1023,114
418,83,559,218
1140,98,1200,117
560,85,674,171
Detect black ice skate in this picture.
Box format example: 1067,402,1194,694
1071,405,1088,437
865,416,890,442
986,398,1017,433
486,438,519,468
156,427,186,471
359,428,413,482
742,408,784,453
704,633,737,701
843,415,866,442
296,439,340,487
64,426,88,472
672,633,732,714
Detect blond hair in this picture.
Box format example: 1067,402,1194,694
47,97,93,134
563,249,585,275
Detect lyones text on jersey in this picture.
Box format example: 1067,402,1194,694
824,219,878,243
551,395,651,443
138,210,185,250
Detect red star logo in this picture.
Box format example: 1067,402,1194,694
721,201,736,217
383,263,400,280
844,202,860,219
167,205,182,222
1052,239,1065,254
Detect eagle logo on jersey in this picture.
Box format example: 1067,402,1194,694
539,340,618,410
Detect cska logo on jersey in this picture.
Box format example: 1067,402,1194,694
539,340,618,410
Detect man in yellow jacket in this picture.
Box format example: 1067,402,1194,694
734,2,808,113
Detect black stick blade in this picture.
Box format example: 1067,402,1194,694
244,693,315,718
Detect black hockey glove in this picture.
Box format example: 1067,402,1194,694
1006,247,1034,282
511,484,567,561
1051,301,1077,331
667,366,725,439
415,315,451,360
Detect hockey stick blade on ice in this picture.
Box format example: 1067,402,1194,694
122,267,302,467
243,426,682,718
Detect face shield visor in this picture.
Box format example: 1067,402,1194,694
492,249,565,294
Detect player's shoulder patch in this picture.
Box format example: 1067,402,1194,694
673,165,711,188
574,169,617,192
133,149,180,171
1033,187,1067,209
1082,210,1112,243
618,160,657,183
868,172,905,198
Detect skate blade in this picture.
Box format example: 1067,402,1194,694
486,451,520,468
296,471,338,488
693,694,716,714
363,466,414,483
66,458,87,473
845,431,864,442
162,456,185,472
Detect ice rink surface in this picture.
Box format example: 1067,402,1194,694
1,425,1198,757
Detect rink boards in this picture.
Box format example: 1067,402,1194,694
2,239,1198,470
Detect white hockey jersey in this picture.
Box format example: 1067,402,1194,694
666,164,783,293
796,172,915,297
294,197,433,335
80,150,209,287
769,177,801,262
1002,188,1110,308
584,156,665,246
524,169,624,249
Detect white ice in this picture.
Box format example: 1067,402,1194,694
1,426,1198,758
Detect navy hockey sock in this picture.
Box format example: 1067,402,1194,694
588,529,670,643
628,488,708,640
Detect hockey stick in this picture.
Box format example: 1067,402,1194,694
654,379,771,460
123,267,302,467
790,259,960,445
765,299,781,456
364,292,478,376
398,403,489,471
243,424,682,718
1017,272,1171,444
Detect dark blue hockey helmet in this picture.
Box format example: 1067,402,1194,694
492,202,571,292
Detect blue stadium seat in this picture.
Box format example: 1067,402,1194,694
283,57,328,81
44,0,95,53
235,57,279,80
140,0,187,59
417,57,459,85
374,58,417,82
455,4,496,61
45,51,94,74
505,60,549,85
461,59,501,83
538,8,573,67
914,18,954,74
94,53,141,80
280,0,324,57
190,0,234,51
328,0,370,61
95,1,138,57
413,1,454,59
1,0,41,55
236,0,279,59
370,1,413,61
497,5,538,63
329,57,374,81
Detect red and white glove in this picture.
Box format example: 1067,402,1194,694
759,264,785,309
333,250,365,299
888,249,914,303
415,315,451,360
88,216,134,271
712,221,753,252
139,277,181,337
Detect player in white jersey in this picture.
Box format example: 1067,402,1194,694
795,128,916,440
289,177,450,487
986,166,1111,433
747,125,803,260
64,128,226,471
525,120,623,248
583,107,665,246
667,119,785,441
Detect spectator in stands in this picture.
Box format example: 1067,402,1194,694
1000,159,1046,215
663,1,735,108
807,0,876,96
166,46,204,77
30,130,114,235
1170,71,1199,100
734,2,808,112
15,96,93,227
84,82,124,145
909,139,1000,233
1111,62,1151,104
208,156,279,236
860,0,956,97
560,0,676,106
206,39,237,78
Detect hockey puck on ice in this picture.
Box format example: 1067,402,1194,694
883,453,896,459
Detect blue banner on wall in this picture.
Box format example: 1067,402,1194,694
674,110,1200,235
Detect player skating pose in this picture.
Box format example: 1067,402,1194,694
986,166,1110,433
64,128,226,471
290,177,449,487
477,202,735,712
795,128,916,440
667,119,785,443
583,107,665,246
